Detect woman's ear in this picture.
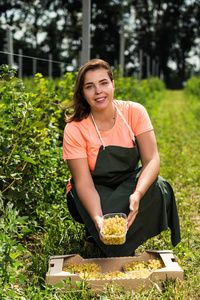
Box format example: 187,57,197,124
112,80,115,90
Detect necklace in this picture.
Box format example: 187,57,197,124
113,104,116,120
90,103,136,149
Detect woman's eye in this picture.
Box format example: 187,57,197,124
86,85,93,89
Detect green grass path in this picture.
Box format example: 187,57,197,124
152,89,200,233
145,89,200,298
135,89,200,298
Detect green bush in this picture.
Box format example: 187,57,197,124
0,65,88,298
0,66,70,216
184,76,200,97
0,198,30,298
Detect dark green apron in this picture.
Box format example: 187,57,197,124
71,140,181,257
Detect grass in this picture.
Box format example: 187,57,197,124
142,89,200,298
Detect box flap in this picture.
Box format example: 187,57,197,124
49,254,82,260
146,250,173,254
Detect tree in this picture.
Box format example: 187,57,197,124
0,0,199,86
0,0,83,76
90,0,130,67
129,0,198,87
172,2,197,85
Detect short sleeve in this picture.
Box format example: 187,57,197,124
128,102,153,136
63,122,87,159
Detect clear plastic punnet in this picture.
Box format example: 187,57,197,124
100,213,127,245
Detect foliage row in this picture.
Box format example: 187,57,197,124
184,76,200,97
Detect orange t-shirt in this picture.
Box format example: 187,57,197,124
63,100,153,192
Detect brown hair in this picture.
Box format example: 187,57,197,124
65,59,114,123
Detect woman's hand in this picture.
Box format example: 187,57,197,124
94,215,104,241
127,192,141,229
94,215,103,233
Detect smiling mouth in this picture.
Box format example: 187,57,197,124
95,97,106,102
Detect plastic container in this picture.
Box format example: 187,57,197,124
100,213,127,245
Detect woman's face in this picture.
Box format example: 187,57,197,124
82,68,115,113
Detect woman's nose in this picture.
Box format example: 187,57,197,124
95,85,102,94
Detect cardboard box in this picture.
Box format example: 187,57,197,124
46,250,184,293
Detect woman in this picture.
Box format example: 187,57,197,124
63,59,181,257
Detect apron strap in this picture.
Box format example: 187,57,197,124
114,104,136,144
90,112,106,149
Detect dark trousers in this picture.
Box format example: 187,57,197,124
67,190,84,224
67,190,95,241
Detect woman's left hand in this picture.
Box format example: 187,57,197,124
94,215,103,233
127,192,140,229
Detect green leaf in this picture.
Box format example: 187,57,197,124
21,154,37,165
54,282,64,288
10,252,22,259
16,244,27,252
21,227,32,234
17,216,28,224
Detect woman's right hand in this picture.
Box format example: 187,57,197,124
127,191,141,228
